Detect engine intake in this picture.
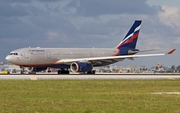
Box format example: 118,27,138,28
71,62,93,72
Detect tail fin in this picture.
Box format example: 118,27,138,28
116,20,142,49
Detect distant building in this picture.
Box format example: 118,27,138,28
0,62,4,65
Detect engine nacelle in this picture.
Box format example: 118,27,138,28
27,67,47,72
70,62,93,72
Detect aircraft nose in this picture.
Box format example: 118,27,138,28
6,55,15,63
5,55,11,62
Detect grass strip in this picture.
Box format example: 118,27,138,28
0,79,180,113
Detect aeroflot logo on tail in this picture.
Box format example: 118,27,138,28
122,25,141,44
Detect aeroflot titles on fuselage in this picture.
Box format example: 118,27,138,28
29,50,45,54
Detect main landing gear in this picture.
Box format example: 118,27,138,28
87,70,96,74
81,70,96,74
57,69,96,74
57,68,70,74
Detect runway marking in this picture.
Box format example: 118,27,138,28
152,92,180,95
164,76,176,80
30,75,38,80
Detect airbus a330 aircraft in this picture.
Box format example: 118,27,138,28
5,20,175,74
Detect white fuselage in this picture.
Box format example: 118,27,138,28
6,47,118,67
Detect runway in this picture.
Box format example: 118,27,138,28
0,74,180,80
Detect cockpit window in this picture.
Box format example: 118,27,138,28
9,53,18,55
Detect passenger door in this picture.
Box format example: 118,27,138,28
46,50,51,59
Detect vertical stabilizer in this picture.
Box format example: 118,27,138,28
114,20,142,56
116,20,142,49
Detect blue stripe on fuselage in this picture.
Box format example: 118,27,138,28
50,60,119,68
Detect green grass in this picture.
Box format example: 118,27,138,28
0,80,180,113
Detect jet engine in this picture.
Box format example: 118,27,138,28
70,62,93,72
27,67,47,72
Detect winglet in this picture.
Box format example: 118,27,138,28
166,49,176,54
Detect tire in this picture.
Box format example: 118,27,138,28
57,70,62,74
87,70,96,74
57,70,70,74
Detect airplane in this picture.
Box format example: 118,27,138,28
5,20,176,74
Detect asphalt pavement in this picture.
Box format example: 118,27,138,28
0,74,180,80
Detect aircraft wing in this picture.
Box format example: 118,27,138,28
55,49,175,65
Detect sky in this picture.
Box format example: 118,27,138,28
0,0,180,67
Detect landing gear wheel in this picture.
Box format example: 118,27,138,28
92,70,96,74
57,69,70,74
58,70,62,74
28,72,36,74
87,70,96,74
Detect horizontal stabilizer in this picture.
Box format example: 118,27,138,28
138,48,161,52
